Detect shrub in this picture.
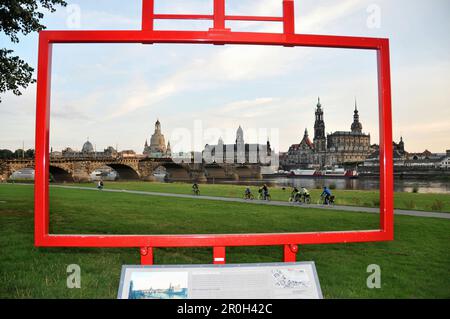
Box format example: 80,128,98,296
403,200,416,210
329,183,336,190
412,185,419,193
430,200,444,211
372,198,380,207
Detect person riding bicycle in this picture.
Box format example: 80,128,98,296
244,187,253,199
192,183,199,195
262,184,270,200
290,187,300,202
321,186,332,205
299,186,310,202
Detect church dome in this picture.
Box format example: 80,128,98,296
82,140,94,153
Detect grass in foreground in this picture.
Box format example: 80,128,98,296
0,184,449,298
64,181,450,213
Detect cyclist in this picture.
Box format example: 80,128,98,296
244,187,253,200
192,183,200,195
320,186,332,205
299,186,311,203
290,187,300,202
262,184,270,200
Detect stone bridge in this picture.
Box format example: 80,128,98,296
0,157,263,183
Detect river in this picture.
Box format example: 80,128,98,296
212,177,450,194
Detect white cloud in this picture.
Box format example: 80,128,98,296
298,0,363,33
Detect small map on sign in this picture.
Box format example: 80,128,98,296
271,269,311,289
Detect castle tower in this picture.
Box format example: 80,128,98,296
313,97,326,152
351,99,363,133
398,136,405,154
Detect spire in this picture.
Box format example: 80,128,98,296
236,125,244,144
317,97,321,108
304,128,308,137
166,140,172,156
351,100,362,133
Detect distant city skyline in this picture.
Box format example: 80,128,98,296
0,0,449,153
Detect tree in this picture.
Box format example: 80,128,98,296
25,148,35,158
0,149,14,159
0,0,67,102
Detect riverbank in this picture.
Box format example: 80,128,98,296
61,181,450,213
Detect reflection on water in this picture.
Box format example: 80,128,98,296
213,177,450,194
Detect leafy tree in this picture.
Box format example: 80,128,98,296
25,148,35,158
0,149,14,159
14,149,25,158
0,0,67,102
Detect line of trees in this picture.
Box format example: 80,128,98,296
0,149,35,159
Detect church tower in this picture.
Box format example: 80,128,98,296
144,119,167,157
166,141,172,157
351,100,363,133
236,125,244,145
313,97,326,152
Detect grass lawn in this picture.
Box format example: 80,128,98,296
0,183,449,298
65,181,450,213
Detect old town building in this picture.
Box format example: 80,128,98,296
203,126,272,164
143,119,171,158
284,98,371,168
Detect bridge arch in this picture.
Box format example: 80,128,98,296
105,163,140,180
155,162,191,181
9,166,35,181
49,165,74,183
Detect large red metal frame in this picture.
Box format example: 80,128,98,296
34,0,393,265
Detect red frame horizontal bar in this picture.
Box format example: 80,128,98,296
40,230,387,248
154,14,213,21
153,14,284,22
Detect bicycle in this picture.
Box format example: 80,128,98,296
243,192,254,200
289,192,301,203
258,192,271,201
302,193,311,204
320,194,335,205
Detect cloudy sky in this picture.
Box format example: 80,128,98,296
0,0,449,154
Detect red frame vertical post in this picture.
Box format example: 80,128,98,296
210,0,229,32
377,39,394,240
140,247,154,265
283,0,295,34
284,244,298,262
141,0,154,31
34,32,52,245
213,246,226,264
